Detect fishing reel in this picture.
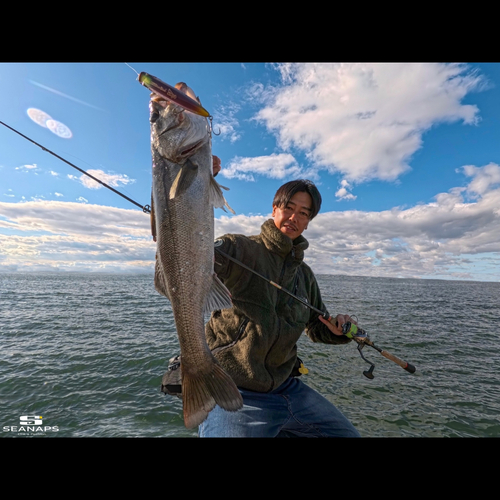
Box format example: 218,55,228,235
341,320,416,380
342,322,376,379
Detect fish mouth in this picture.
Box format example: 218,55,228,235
179,139,204,158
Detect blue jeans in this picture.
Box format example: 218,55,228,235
198,377,360,437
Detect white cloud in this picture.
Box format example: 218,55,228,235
69,169,135,190
0,200,155,273
303,164,500,280
221,153,302,181
215,214,267,236
16,164,38,171
1,163,499,281
253,63,485,185
217,163,500,281
335,179,357,200
0,200,150,238
462,162,500,196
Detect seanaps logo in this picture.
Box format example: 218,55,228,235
3,415,59,435
21,415,42,426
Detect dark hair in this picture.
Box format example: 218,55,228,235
272,179,322,220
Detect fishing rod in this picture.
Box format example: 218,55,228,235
3,67,216,210
1,118,416,379
215,248,416,379
0,120,152,214
215,248,329,320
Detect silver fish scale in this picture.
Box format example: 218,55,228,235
150,97,242,428
154,144,214,363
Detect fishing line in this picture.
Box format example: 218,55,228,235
3,68,219,210
215,247,329,319
1,121,414,379
125,62,140,76
0,120,151,214
214,247,416,378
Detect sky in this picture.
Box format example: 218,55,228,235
1,62,499,281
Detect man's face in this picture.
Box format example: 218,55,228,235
272,191,312,240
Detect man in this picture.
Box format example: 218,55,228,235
198,159,360,437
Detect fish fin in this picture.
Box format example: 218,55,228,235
154,256,170,300
169,159,198,199
203,274,232,315
209,175,236,214
182,361,243,429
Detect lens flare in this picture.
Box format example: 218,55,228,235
26,108,73,139
27,108,52,128
46,119,72,139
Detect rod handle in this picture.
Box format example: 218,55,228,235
380,350,416,373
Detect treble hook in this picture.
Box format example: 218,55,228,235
209,116,221,136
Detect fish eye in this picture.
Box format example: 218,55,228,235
172,106,184,117
150,111,159,123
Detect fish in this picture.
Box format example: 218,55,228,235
149,82,243,429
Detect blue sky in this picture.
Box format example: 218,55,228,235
1,62,499,281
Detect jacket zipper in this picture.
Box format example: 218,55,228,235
211,316,249,355
266,246,296,391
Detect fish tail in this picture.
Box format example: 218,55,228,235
182,362,243,429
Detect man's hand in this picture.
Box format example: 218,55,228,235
319,314,357,336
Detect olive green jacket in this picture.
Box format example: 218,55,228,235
205,218,350,393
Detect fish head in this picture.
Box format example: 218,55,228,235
150,86,210,164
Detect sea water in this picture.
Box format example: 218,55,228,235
1,272,499,437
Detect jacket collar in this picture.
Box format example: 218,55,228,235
260,219,309,260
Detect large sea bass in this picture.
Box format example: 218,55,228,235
149,83,243,429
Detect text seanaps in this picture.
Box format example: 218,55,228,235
3,426,59,433
3,416,59,435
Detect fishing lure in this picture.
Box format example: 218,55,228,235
138,72,210,118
